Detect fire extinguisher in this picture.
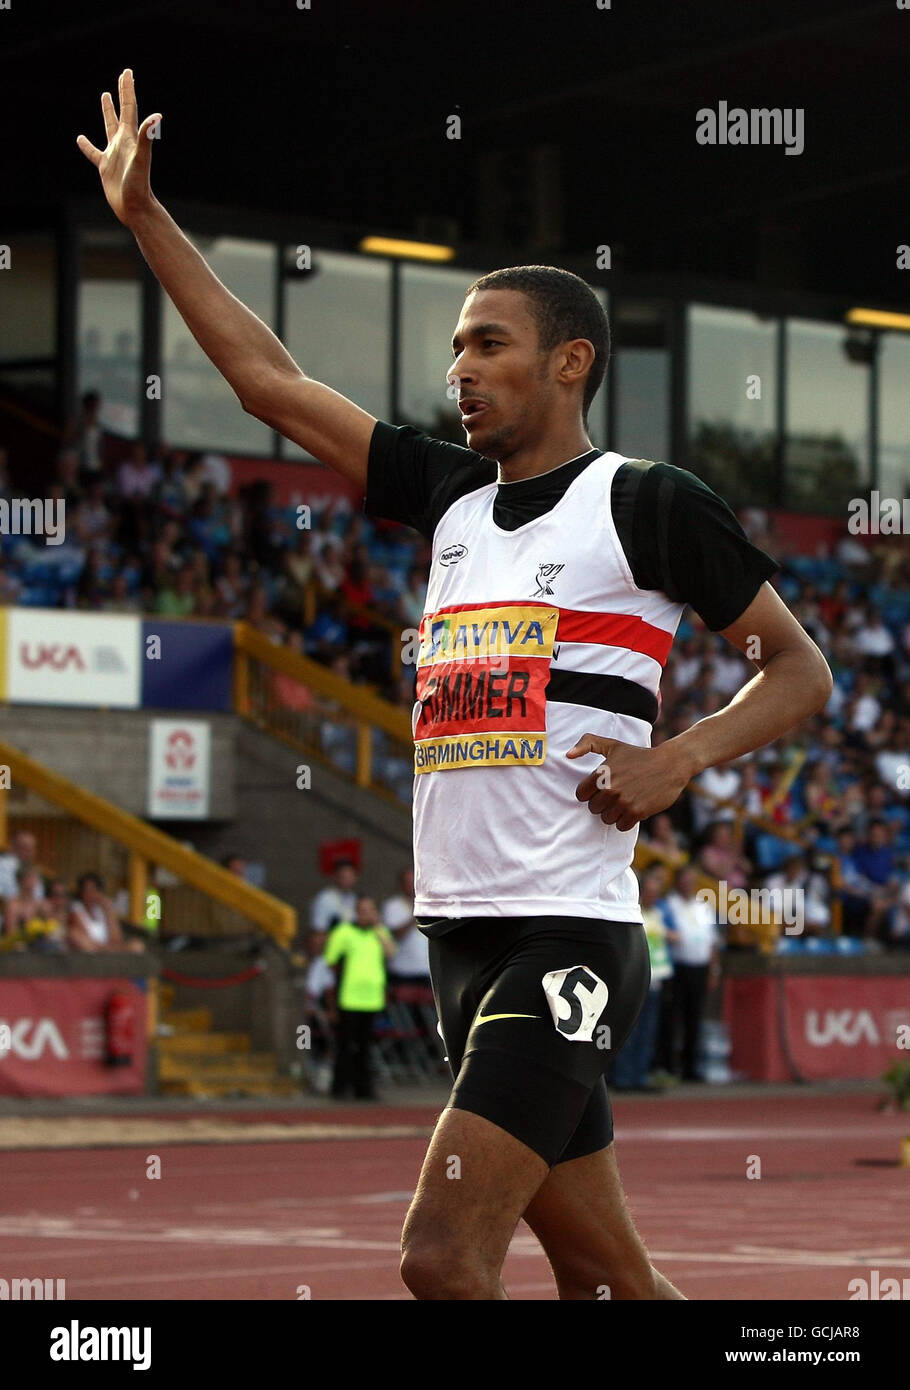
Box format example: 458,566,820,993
105,989,135,1067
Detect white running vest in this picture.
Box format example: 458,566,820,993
411,451,686,926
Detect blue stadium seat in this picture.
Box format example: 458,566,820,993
755,833,794,871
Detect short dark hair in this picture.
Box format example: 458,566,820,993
464,265,610,426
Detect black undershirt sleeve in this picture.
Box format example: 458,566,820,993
363,421,497,540
612,460,780,631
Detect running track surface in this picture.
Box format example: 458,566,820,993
0,1090,907,1300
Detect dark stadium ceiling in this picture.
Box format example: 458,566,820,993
4,0,910,304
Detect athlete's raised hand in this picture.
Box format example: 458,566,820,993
567,733,694,832
76,69,161,227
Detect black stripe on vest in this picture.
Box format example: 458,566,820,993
545,670,659,725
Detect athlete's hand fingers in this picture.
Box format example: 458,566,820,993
576,772,615,806
101,90,118,143
136,113,162,166
585,788,623,818
597,799,637,828
119,68,138,133
568,733,615,803
566,732,615,761
76,134,103,168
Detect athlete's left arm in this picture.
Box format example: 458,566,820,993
570,582,833,832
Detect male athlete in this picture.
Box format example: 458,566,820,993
79,72,834,1300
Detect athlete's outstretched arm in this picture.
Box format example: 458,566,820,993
76,70,375,487
570,582,833,831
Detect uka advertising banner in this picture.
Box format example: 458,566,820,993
147,718,212,819
725,974,910,1081
0,978,147,1097
2,609,141,708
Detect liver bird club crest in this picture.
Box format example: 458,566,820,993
532,563,564,597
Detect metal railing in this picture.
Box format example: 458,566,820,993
0,740,296,947
233,621,413,806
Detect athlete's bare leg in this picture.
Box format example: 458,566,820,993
400,1107,548,1300
522,1142,687,1300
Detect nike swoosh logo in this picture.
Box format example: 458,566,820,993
474,1012,540,1026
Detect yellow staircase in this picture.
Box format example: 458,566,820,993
156,985,299,1098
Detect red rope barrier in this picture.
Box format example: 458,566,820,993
160,964,264,989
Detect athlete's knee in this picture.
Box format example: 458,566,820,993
400,1236,498,1301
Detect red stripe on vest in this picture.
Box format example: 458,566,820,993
422,602,673,666
556,608,673,665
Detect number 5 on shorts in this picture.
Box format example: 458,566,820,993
541,965,609,1042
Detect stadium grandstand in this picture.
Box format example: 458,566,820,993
2,248,909,956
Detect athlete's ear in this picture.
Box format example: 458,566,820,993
556,338,596,391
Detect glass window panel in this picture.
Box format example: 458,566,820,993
784,319,869,512
613,301,670,464
879,332,910,500
78,231,143,439
400,264,485,442
163,236,275,453
282,249,391,458
0,233,56,362
686,304,778,505
615,349,669,463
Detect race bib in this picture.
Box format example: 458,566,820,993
413,603,557,773
542,966,609,1043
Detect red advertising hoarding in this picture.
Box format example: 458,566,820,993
0,978,147,1097
725,974,910,1082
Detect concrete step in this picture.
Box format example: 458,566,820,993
158,1053,281,1081
161,1007,213,1034
158,1032,251,1057
159,1077,301,1099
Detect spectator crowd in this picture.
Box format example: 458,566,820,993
640,508,910,952
6,394,910,920
0,829,146,954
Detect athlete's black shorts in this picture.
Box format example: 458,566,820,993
418,914,650,1167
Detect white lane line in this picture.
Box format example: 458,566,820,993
69,1256,400,1291
616,1125,907,1142
648,1248,910,1269
733,1244,910,1267
0,1215,403,1252
194,1191,415,1214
